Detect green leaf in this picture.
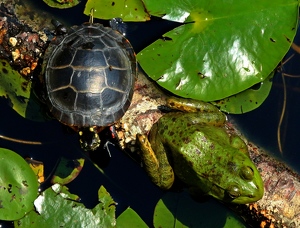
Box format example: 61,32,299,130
15,184,116,227
154,191,247,228
0,60,45,121
0,148,38,220
137,0,298,101
116,208,148,228
51,158,85,185
43,0,81,9
26,158,45,183
52,184,80,201
0,60,30,115
93,186,117,227
213,71,274,113
84,0,150,21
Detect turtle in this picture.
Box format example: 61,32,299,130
42,21,136,151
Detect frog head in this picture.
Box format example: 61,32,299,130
209,152,264,204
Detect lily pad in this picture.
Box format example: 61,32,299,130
117,208,148,227
0,60,45,121
15,184,116,227
51,158,85,185
213,72,274,113
84,0,150,21
154,191,247,227
137,0,298,101
43,0,81,9
0,148,38,220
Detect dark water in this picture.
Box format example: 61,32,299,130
230,35,300,174
0,99,163,225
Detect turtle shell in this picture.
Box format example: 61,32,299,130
44,23,136,128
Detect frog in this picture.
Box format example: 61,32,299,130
136,97,264,204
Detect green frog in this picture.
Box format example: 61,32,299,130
137,97,264,204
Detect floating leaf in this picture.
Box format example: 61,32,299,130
84,0,150,21
52,184,81,201
116,208,148,227
26,158,45,183
43,0,81,9
138,0,298,101
51,158,85,185
0,60,45,121
95,186,117,227
213,72,274,113
15,184,116,227
0,60,30,115
0,148,38,220
154,191,247,227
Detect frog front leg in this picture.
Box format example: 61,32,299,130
166,96,220,113
165,97,227,127
136,125,175,190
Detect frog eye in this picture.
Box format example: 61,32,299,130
227,185,241,199
240,166,254,181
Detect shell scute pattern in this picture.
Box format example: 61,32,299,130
45,23,136,128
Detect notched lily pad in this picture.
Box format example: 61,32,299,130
138,0,298,101
0,148,39,221
213,72,274,113
84,0,150,21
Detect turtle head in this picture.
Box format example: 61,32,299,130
79,127,101,151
